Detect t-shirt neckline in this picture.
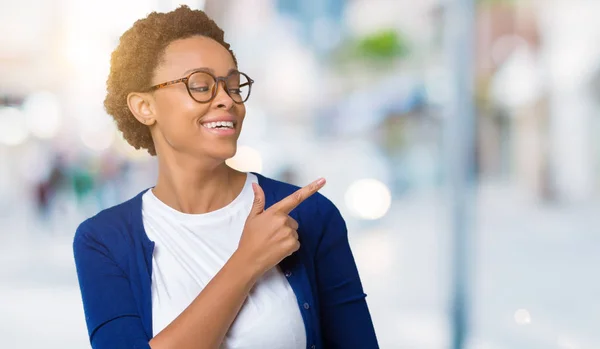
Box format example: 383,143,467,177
143,172,255,223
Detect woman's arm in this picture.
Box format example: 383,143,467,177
74,226,154,349
74,224,260,349
314,196,379,348
149,251,259,349
75,181,320,349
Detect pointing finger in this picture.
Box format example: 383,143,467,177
268,178,326,214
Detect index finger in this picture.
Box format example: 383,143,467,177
268,178,326,214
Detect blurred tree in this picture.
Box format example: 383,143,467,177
354,29,409,61
334,28,410,65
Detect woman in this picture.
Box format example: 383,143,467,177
73,5,378,349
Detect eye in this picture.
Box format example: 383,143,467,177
190,86,211,92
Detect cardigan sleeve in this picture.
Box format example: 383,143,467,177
314,196,379,349
73,222,151,349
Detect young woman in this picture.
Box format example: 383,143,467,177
73,6,378,349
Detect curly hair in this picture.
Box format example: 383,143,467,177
104,5,237,155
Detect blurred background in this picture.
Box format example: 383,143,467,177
1,0,599,348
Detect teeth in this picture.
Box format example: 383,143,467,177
202,121,234,129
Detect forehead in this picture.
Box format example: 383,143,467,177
155,35,236,79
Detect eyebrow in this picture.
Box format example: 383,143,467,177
182,67,239,76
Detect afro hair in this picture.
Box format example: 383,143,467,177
104,5,237,155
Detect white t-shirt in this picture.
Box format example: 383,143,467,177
142,173,306,349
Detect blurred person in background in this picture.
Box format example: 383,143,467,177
34,154,67,219
72,5,378,349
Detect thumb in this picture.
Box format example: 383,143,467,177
249,182,265,217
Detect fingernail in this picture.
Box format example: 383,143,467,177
317,178,326,185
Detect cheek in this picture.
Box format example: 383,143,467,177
152,94,214,151
235,104,246,120
156,93,210,127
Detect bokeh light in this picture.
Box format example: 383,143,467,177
0,107,29,146
514,309,532,325
22,91,62,139
226,145,263,173
344,178,392,220
80,122,116,152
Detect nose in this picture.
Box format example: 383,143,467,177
213,80,234,110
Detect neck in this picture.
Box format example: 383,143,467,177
152,152,245,214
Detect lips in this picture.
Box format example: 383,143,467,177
200,119,237,136
201,120,235,129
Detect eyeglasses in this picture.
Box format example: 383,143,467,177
148,70,254,104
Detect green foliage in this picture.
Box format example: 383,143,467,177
331,28,410,68
354,29,409,60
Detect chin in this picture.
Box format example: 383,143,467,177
206,143,238,162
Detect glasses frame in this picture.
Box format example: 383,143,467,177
148,69,254,104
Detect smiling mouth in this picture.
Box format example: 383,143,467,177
201,121,236,130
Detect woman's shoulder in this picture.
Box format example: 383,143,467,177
73,188,150,247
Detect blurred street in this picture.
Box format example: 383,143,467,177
1,180,598,349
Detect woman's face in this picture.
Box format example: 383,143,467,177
149,35,245,161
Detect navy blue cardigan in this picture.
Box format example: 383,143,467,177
73,172,379,349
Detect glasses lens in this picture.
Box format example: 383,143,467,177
226,72,251,103
188,72,216,103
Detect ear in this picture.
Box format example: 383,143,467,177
127,92,156,126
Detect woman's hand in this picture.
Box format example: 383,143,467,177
235,178,326,277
